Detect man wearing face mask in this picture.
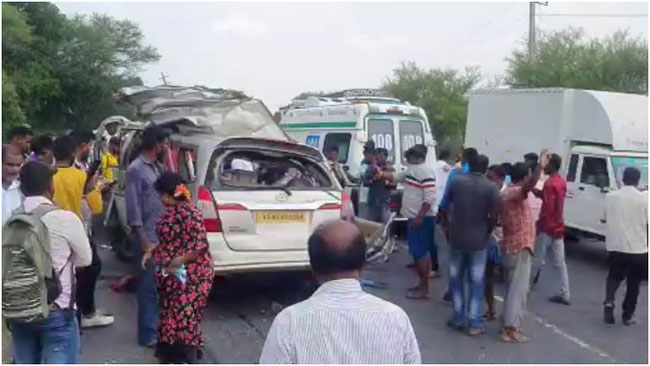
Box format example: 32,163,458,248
125,126,169,347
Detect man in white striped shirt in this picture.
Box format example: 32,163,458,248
260,220,421,364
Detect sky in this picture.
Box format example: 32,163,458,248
55,1,648,112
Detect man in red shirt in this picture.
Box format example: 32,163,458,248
531,153,571,305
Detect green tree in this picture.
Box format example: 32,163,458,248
2,2,159,133
383,61,481,153
506,28,648,94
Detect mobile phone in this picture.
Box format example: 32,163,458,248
87,160,101,178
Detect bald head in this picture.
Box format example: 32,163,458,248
3,144,21,159
3,144,23,187
308,220,367,276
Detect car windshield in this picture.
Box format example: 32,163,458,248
212,150,334,190
612,156,648,191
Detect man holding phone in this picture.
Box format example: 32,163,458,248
53,133,114,330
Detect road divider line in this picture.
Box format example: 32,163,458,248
494,295,615,362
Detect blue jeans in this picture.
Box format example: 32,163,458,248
134,247,159,346
449,248,488,330
11,310,80,364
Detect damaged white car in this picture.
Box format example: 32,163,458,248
105,85,393,274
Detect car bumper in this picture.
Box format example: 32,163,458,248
209,236,311,274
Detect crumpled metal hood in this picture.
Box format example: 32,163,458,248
115,85,286,140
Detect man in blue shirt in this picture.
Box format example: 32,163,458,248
125,126,169,347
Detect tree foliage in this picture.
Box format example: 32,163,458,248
2,2,159,134
506,28,648,94
383,61,481,153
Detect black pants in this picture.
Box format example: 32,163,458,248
76,239,102,317
605,251,647,320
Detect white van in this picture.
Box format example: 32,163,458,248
279,89,437,180
465,88,648,239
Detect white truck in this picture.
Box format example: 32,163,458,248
465,88,648,238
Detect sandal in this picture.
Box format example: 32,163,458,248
406,289,431,300
501,328,529,343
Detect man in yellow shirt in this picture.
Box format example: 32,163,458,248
101,137,120,183
52,134,114,329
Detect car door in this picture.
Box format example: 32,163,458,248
203,138,344,252
575,154,610,236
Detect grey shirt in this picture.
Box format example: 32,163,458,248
125,155,165,244
448,172,500,252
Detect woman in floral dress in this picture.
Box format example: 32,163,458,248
146,172,214,363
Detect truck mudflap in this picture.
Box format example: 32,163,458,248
356,213,397,264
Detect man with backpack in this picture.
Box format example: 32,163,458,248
4,162,91,363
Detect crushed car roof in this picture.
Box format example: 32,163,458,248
115,85,287,140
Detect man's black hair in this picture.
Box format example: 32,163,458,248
547,153,562,172
510,162,530,184
622,167,641,186
500,162,513,176
406,144,427,160
70,130,95,145
31,135,54,155
438,148,450,161
140,126,169,151
487,164,506,178
8,125,33,141
476,154,489,174
467,152,482,172
327,146,338,153
308,224,367,275
462,147,478,160
524,153,539,164
363,140,376,153
375,148,389,157
20,162,54,197
53,135,77,161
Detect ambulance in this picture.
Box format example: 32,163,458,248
279,89,437,180
279,89,437,220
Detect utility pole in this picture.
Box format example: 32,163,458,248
529,2,548,63
159,72,169,85
529,2,536,63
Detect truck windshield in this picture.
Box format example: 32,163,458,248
612,156,648,191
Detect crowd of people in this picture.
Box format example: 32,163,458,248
2,124,213,364
299,140,647,361
2,122,647,364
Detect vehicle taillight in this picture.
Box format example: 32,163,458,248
341,192,355,220
198,187,221,232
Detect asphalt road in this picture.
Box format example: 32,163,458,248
77,226,647,364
